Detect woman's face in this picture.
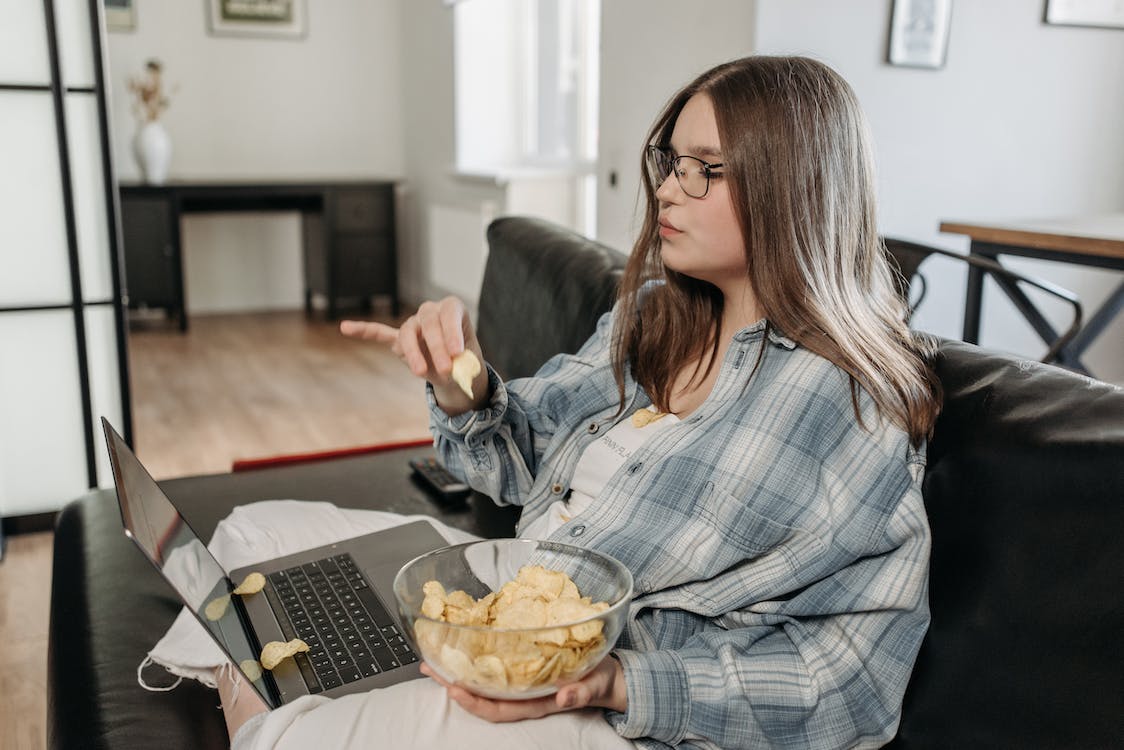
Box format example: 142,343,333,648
655,93,749,295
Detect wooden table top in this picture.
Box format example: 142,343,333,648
940,214,1124,262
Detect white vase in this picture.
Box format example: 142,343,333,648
133,121,172,184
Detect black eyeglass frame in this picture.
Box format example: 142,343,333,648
646,145,725,198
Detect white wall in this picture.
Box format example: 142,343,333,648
596,0,758,254
398,0,507,312
106,1,1123,381
753,0,1124,383
106,0,404,313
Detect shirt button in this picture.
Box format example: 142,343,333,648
569,525,586,537
551,483,565,495
587,422,600,434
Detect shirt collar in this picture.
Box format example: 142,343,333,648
732,320,797,350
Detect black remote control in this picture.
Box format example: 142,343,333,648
409,457,471,500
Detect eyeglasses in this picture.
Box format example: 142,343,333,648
646,145,724,199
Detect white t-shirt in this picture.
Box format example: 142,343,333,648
520,406,680,540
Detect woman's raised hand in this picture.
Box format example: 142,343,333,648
339,296,489,416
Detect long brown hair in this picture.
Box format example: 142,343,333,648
611,56,941,446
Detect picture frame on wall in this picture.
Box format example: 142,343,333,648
1044,0,1124,30
104,0,136,32
206,0,307,39
887,0,953,69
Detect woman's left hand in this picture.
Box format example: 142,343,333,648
421,655,628,722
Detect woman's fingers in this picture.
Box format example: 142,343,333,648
420,661,589,723
416,302,455,376
338,320,398,344
340,297,474,386
396,316,430,377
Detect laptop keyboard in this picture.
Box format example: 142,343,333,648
264,553,417,692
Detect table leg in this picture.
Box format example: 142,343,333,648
1061,279,1124,363
962,245,986,344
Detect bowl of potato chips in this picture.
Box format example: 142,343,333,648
393,538,633,700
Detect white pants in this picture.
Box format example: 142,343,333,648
232,678,634,750
150,500,636,750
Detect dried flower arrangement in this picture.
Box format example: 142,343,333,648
127,59,172,122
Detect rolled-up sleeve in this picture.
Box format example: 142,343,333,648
427,310,619,507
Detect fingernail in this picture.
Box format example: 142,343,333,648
561,693,575,708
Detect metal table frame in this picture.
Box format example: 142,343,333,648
942,217,1124,376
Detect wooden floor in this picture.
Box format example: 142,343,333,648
0,310,430,750
129,310,431,480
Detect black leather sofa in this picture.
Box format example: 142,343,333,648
49,216,1124,748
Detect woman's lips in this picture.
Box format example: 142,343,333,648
658,219,681,238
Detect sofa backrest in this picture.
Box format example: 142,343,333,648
477,216,627,380
891,341,1124,748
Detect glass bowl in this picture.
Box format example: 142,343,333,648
393,538,633,700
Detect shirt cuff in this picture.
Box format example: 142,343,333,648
608,648,691,744
426,365,507,445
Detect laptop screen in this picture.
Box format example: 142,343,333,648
101,418,275,707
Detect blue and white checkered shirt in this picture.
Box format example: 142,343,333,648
430,311,930,749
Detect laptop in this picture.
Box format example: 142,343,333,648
101,418,448,708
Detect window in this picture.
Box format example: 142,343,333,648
453,0,599,175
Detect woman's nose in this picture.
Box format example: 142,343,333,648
654,171,682,203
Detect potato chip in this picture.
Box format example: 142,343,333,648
631,408,669,428
232,571,266,596
472,654,508,688
440,643,474,682
492,597,548,629
259,638,310,670
204,595,230,621
421,580,448,620
451,350,481,400
239,659,263,683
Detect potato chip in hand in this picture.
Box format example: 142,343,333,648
451,350,481,400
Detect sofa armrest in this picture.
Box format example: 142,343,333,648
48,447,518,750
48,490,228,750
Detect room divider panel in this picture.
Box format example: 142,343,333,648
0,0,130,556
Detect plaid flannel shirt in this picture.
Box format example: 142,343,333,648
429,311,930,749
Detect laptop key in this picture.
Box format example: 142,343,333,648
338,665,362,684
319,672,343,690
357,660,380,678
354,587,395,627
371,645,399,670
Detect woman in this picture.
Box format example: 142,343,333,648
217,55,940,748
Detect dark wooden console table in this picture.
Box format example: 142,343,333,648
119,180,399,331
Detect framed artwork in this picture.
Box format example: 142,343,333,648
1044,0,1124,29
206,0,307,39
887,0,953,69
104,0,136,32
